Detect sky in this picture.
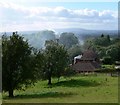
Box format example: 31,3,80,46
0,0,119,32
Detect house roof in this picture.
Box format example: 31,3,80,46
72,61,100,72
80,49,98,61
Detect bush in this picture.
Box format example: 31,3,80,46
64,66,76,78
102,56,113,64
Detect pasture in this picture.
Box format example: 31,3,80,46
2,74,118,103
0,93,2,104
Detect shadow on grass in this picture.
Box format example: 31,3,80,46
52,79,100,87
4,92,75,99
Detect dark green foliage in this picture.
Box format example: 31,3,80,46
93,34,111,47
106,45,120,62
102,56,113,64
31,49,45,80
85,34,110,48
107,35,110,43
2,32,38,97
104,40,120,63
111,37,120,44
97,47,106,58
43,40,69,85
83,38,95,50
84,35,120,64
59,32,79,49
63,66,76,78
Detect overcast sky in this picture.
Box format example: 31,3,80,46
0,0,118,32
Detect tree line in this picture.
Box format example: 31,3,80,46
84,34,120,64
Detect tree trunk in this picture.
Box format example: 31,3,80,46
58,77,60,83
48,76,51,85
48,70,52,85
9,89,14,97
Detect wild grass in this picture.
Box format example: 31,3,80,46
102,64,115,69
2,74,118,103
0,93,2,104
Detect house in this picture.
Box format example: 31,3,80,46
72,49,101,73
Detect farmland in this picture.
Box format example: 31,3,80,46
2,74,118,103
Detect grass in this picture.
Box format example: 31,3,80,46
2,74,118,103
0,93,2,105
102,64,115,69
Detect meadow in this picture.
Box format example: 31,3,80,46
0,93,2,105
2,74,118,103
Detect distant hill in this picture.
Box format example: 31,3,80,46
0,28,117,36
54,28,118,40
55,28,117,36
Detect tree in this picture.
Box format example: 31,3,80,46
102,56,113,64
2,32,38,97
44,40,69,85
93,34,111,47
107,35,110,43
33,49,46,80
83,38,95,50
96,47,106,59
63,66,76,78
106,42,120,62
59,32,79,49
101,34,104,37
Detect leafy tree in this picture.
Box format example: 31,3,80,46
106,42,120,62
111,37,120,45
84,35,114,58
102,56,113,64
93,34,111,47
96,47,106,59
44,40,69,85
33,49,46,80
83,38,95,50
2,32,38,97
63,66,76,78
107,35,110,43
59,32,79,49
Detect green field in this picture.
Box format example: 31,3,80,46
2,74,118,103
0,93,2,105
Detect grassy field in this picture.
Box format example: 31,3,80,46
0,93,2,105
2,74,118,103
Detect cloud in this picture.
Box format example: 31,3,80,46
0,1,118,31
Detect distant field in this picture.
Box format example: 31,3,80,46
2,74,118,103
